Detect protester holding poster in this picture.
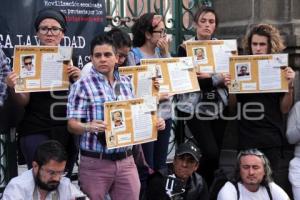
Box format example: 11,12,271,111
229,23,295,197
175,6,230,187
127,13,173,195
5,8,80,177
67,34,165,200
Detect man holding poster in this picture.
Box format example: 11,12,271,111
67,34,165,200
229,24,295,197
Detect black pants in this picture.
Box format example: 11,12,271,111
258,147,294,199
175,109,228,187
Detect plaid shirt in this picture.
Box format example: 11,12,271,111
0,49,10,106
67,67,134,153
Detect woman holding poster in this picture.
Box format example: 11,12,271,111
127,13,172,196
5,8,80,177
175,6,230,187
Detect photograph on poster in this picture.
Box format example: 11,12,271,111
236,63,251,80
110,109,126,132
20,54,36,78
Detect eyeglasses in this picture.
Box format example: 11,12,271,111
152,29,167,37
41,167,67,177
38,26,63,35
24,62,32,66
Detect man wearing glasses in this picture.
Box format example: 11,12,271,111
2,140,87,200
217,149,289,200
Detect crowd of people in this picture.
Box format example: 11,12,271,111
0,5,299,200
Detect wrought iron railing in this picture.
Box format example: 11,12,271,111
0,128,17,195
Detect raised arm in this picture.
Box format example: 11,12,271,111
280,67,295,114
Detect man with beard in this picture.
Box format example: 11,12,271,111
217,149,289,200
2,140,86,200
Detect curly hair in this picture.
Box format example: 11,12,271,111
234,149,273,186
132,13,162,47
242,24,285,54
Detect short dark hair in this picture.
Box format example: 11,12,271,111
193,6,218,28
132,13,157,47
107,28,132,49
33,140,67,166
90,34,116,55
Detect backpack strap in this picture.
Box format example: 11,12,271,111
265,184,273,200
231,181,273,200
230,181,240,200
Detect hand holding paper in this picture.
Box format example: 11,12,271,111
67,65,81,81
89,120,107,133
6,72,18,88
157,117,166,131
222,73,231,87
282,66,295,86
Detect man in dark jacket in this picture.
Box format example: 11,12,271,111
144,141,209,200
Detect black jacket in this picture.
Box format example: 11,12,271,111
144,169,209,200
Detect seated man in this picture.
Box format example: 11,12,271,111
144,141,209,200
2,140,87,200
217,149,290,200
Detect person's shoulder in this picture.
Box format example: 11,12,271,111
268,182,290,198
8,170,33,185
217,181,238,200
2,170,35,198
222,181,237,189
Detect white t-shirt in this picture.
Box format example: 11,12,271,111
217,181,290,200
2,169,87,200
